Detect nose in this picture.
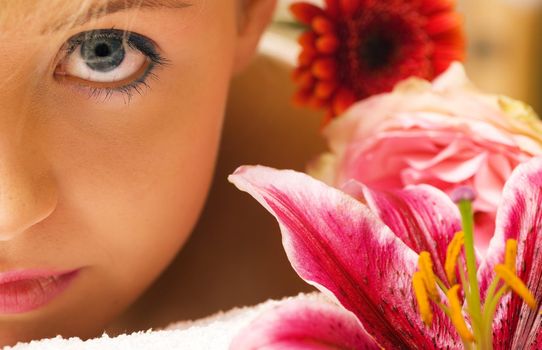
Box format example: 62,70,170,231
0,149,57,241
0,106,57,241
0,43,59,241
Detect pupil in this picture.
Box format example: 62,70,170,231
359,33,396,70
94,43,111,57
81,37,125,73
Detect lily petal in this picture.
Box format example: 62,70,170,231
479,157,542,349
230,297,381,350
362,184,461,284
229,166,458,349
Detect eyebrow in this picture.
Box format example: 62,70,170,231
51,0,192,33
95,0,192,16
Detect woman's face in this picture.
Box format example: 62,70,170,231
0,0,272,345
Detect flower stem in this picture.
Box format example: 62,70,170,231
457,200,483,345
481,285,507,350
462,340,474,350
436,276,450,294
458,260,469,298
480,276,501,349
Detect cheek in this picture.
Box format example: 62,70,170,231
0,1,240,339
39,5,238,300
31,104,224,338
45,99,224,297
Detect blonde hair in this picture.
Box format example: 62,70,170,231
1,0,250,38
0,0,114,36
0,0,113,93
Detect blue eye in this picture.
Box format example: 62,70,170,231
80,34,126,72
55,29,168,102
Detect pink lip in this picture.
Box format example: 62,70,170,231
0,269,81,314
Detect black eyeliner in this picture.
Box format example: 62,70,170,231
61,28,169,103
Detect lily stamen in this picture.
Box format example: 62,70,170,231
413,271,433,326
445,231,465,285
494,264,536,309
448,285,475,343
504,239,517,271
418,252,439,300
412,188,538,349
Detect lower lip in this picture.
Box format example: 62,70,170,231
0,270,80,314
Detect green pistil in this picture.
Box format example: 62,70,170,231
412,190,536,349
457,199,484,345
482,282,508,350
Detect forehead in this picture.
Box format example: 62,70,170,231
0,1,94,32
0,0,191,35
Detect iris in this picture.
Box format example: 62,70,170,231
80,34,126,72
55,29,168,102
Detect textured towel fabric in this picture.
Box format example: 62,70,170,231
3,293,317,350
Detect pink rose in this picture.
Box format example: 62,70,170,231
310,63,542,249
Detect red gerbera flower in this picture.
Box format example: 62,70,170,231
290,0,466,123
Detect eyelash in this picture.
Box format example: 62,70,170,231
85,70,159,104
60,29,169,103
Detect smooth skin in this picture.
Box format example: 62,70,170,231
0,0,276,346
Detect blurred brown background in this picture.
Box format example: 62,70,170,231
458,0,542,113
110,0,542,333
109,41,324,333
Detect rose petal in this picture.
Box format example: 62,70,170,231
431,61,473,92
424,151,487,183
362,184,461,284
230,297,381,350
478,157,542,349
474,157,508,211
339,132,444,187
229,166,458,349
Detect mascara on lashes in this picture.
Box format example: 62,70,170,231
57,29,169,102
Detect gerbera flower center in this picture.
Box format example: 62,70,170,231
340,6,432,99
289,0,465,120
358,31,397,70
412,188,537,350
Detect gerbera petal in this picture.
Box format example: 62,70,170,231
290,2,325,25
230,297,381,350
432,28,466,49
229,166,459,349
324,0,341,18
315,81,338,99
298,31,317,50
309,96,328,110
290,0,465,123
312,58,337,80
332,88,356,115
419,0,454,15
299,46,318,67
478,157,542,349
294,70,315,90
432,47,466,75
293,89,312,106
425,13,463,37
362,184,461,284
316,35,340,54
339,0,360,16
312,16,335,34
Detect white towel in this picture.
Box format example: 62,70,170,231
4,293,317,350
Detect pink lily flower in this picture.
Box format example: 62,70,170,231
228,157,542,349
